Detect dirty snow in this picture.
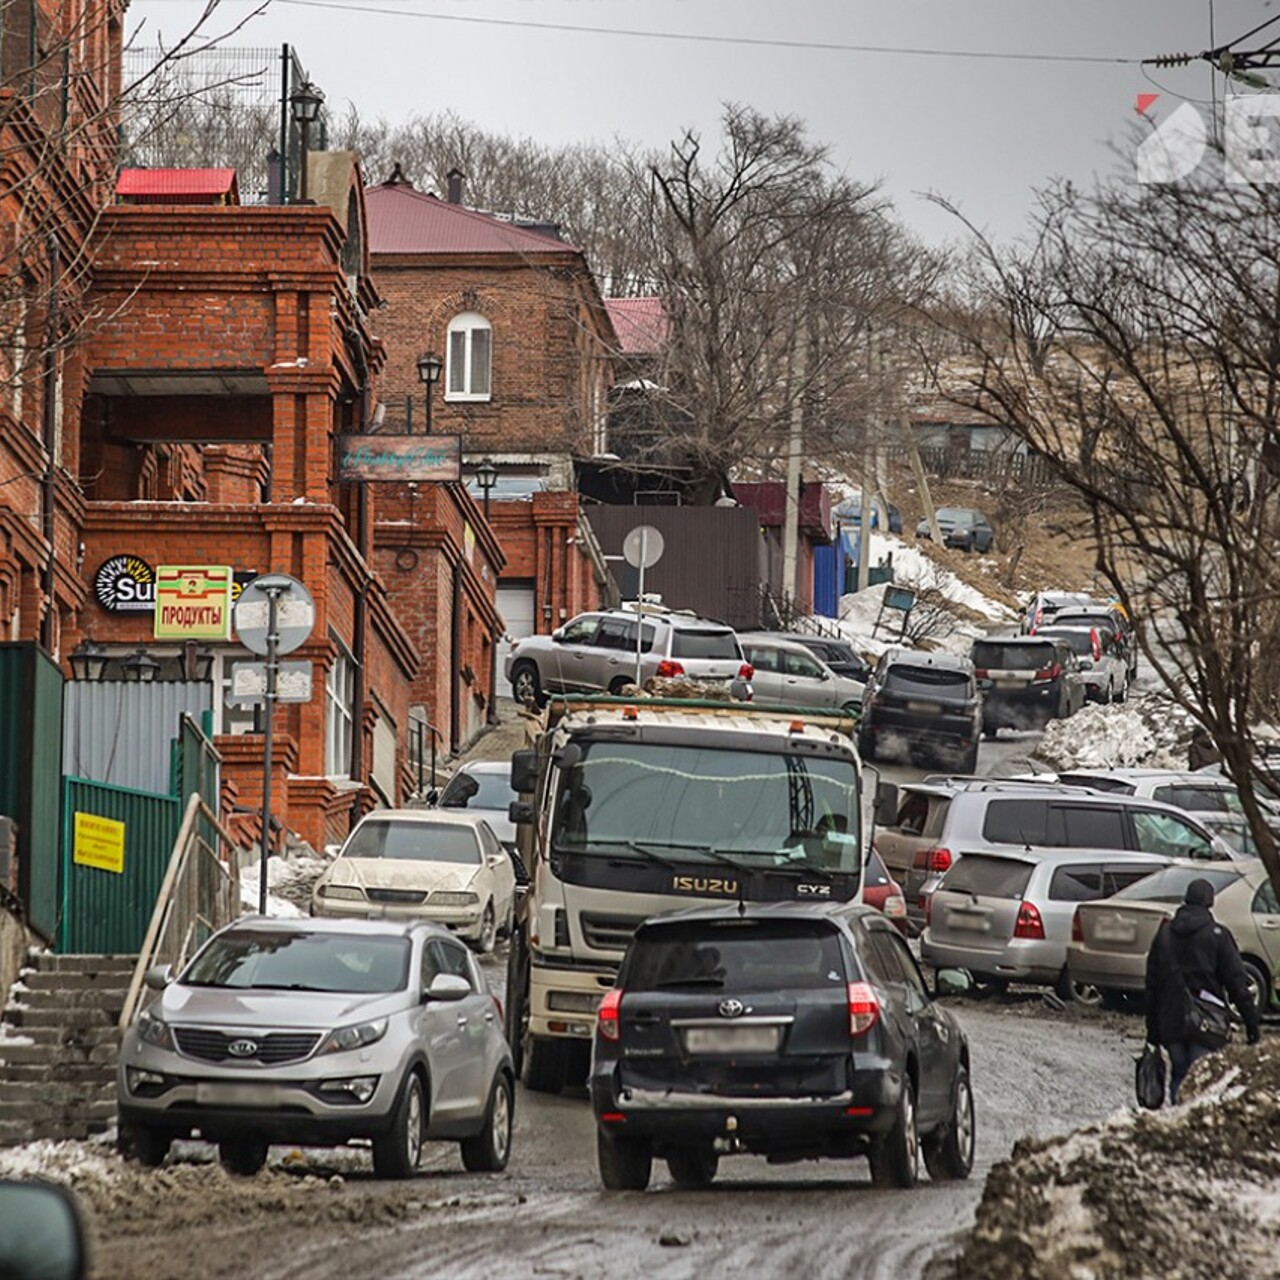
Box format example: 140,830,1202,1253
237,855,328,918
1034,693,1196,770
866,532,1013,620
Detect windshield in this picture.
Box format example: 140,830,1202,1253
440,770,512,811
343,820,480,864
1038,629,1095,656
671,629,739,660
1113,866,1242,903
184,930,411,993
972,641,1057,671
551,740,860,870
936,508,974,525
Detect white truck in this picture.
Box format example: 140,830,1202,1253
504,694,866,1093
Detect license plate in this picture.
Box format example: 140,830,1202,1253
1094,919,1137,944
995,678,1024,689
906,700,943,714
683,1026,780,1054
194,1082,281,1107
948,911,990,933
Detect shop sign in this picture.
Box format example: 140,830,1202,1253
154,565,234,640
339,434,462,482
73,812,125,875
93,555,155,614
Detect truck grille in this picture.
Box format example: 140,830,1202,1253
367,888,428,905
580,913,643,952
173,1028,321,1065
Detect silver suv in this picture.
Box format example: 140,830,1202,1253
117,918,514,1178
874,780,1230,931
505,605,748,705
737,634,865,712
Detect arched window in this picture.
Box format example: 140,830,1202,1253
446,312,492,401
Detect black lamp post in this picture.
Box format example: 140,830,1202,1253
416,352,443,433
474,457,499,520
289,81,324,203
68,639,108,682
122,647,160,684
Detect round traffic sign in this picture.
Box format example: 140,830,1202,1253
622,525,665,570
234,574,316,657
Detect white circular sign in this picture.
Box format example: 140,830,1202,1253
234,574,316,657
622,525,665,570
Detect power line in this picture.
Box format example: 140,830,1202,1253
267,0,1141,65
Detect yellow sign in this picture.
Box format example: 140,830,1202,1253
154,565,233,640
73,812,125,875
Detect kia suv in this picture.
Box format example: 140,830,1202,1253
589,903,974,1190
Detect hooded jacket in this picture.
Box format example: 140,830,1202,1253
1144,903,1260,1046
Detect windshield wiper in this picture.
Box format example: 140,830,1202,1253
568,838,681,870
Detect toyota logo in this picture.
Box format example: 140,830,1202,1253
227,1039,258,1058
717,999,745,1019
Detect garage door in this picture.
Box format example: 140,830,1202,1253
496,582,536,699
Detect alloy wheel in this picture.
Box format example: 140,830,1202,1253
405,1079,424,1169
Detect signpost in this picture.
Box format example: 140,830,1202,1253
234,574,316,915
622,525,665,686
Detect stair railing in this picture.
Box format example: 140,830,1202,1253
119,794,245,1031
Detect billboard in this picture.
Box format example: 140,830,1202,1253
339,434,462,483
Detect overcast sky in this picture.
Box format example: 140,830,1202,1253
129,0,1263,245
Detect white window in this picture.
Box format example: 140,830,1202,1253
326,642,357,777
446,312,492,401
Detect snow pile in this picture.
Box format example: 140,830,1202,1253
866,532,1013,621
1034,693,1196,770
0,1138,123,1190
953,1040,1280,1279
238,855,328,918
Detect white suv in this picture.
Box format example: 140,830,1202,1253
505,605,749,705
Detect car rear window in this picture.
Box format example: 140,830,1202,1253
941,855,1034,899
1037,629,1096,656
439,769,512,811
1113,866,1242,903
983,799,1050,845
1151,785,1242,814
1053,614,1117,635
972,641,1057,671
1049,865,1107,901
884,665,971,695
623,920,846,992
671,628,739,660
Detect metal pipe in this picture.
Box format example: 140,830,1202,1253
258,587,282,915
40,232,60,652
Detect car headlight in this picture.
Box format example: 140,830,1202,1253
137,1011,174,1051
318,1018,388,1056
318,885,366,900
430,891,479,906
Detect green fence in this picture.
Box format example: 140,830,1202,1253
60,777,182,954
0,644,64,940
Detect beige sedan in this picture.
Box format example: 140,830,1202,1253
1066,861,1280,1010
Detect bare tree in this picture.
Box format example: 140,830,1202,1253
928,151,1280,894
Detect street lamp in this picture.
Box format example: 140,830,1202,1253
183,641,215,682
68,639,108,682
474,457,499,520
122,647,160,684
416,352,443,433
289,80,324,203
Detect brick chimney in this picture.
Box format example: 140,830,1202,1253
446,167,465,205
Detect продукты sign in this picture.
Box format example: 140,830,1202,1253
154,565,234,640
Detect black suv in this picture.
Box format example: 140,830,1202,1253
971,636,1086,736
589,903,974,1191
857,650,982,771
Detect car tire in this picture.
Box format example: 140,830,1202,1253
470,902,497,954
523,1035,574,1095
959,744,979,774
511,661,544,709
372,1072,426,1180
982,725,999,741
608,675,633,695
461,1073,514,1173
118,1122,171,1168
218,1134,269,1177
1061,969,1102,1006
857,730,877,762
923,1067,975,1182
869,1078,919,1189
505,927,529,1078
597,1129,653,1191
1241,957,1270,1013
666,1146,718,1189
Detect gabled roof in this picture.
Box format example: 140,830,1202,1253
366,181,580,256
605,297,669,355
116,168,238,199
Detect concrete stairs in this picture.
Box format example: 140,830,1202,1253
0,953,135,1146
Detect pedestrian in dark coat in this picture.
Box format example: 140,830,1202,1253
1145,877,1261,1102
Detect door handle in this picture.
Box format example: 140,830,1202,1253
484,1009,495,1023
456,1015,469,1028
1261,920,1280,930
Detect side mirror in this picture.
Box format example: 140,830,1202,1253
935,968,973,998
551,742,583,771
143,964,172,991
324,843,341,860
874,780,899,829
510,749,538,795
425,789,440,806
425,974,471,1003
551,626,566,643
486,853,504,868
0,1181,87,1280
508,800,535,826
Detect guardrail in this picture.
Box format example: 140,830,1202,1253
118,794,244,1031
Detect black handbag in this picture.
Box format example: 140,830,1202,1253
1183,987,1231,1050
1135,1043,1166,1110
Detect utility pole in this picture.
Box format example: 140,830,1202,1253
906,416,943,543
782,339,805,611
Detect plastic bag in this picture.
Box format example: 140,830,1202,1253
1135,1043,1166,1110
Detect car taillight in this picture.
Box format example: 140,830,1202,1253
1014,902,1046,940
930,848,953,873
847,981,880,1035
974,668,989,679
655,659,685,678
597,988,623,1041
1071,909,1083,943
738,662,754,679
1032,663,1062,683
1090,630,1102,663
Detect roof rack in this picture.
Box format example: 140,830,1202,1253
920,775,1106,794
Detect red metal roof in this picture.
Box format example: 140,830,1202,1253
605,297,669,355
732,481,833,541
366,182,580,256
116,168,238,198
